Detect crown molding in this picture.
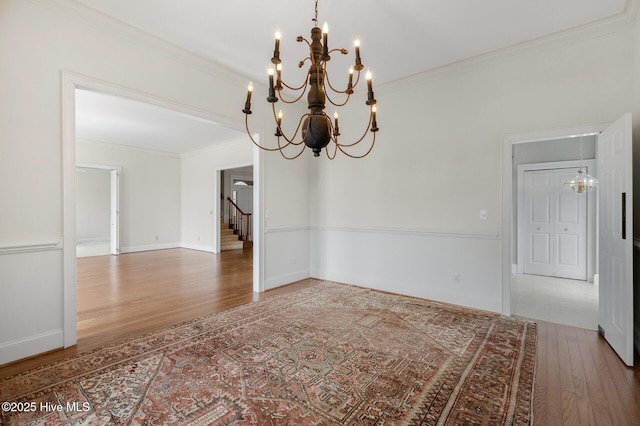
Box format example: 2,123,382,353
382,0,640,93
25,0,250,87
77,138,182,158
180,136,250,158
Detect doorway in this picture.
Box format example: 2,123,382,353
61,71,265,349
503,116,634,366
511,137,597,329
76,165,120,258
218,166,254,252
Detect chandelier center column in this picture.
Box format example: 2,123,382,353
307,26,326,113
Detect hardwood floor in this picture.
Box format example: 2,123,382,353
1,248,639,424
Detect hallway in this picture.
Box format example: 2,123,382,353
512,273,598,330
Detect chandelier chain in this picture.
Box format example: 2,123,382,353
313,0,319,26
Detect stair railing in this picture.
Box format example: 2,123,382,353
226,197,252,242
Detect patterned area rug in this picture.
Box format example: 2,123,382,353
1,282,536,425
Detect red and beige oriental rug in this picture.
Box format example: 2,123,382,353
1,282,536,425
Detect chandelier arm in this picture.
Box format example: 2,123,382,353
277,137,307,160
276,88,308,104
279,68,312,93
245,115,295,152
326,139,338,160
325,90,351,107
337,132,376,159
351,70,362,89
272,103,307,146
334,111,374,148
323,62,355,96
280,79,309,92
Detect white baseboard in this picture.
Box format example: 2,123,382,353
180,242,215,253
76,238,109,245
0,329,63,366
265,227,310,290
120,243,180,254
265,269,310,290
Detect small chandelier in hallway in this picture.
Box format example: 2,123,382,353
242,0,379,159
564,136,599,193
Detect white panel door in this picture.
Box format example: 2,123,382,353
554,169,587,280
523,170,554,277
598,113,633,366
523,168,587,279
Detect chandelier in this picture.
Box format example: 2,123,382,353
564,136,599,193
564,168,598,193
242,0,379,159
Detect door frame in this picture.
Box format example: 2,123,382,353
516,160,596,281
214,165,254,253
62,70,266,348
76,163,121,256
502,122,608,316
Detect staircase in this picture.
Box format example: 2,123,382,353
220,218,244,251
221,197,253,251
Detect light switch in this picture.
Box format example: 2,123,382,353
480,209,488,220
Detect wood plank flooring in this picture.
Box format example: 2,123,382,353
1,248,639,424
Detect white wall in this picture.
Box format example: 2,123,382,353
77,140,181,252
180,140,253,252
0,0,309,364
76,168,110,243
310,12,637,313
2,0,640,365
263,152,312,289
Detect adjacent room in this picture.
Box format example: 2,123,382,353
73,88,256,345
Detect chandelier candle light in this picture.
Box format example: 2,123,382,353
564,136,599,193
242,0,379,159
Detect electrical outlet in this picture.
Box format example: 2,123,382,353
480,209,488,220
453,273,461,283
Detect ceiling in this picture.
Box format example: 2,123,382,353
75,89,246,154
72,0,628,153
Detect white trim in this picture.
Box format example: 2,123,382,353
214,160,254,255
26,0,249,87
309,225,499,240
267,225,500,240
265,270,311,289
0,329,64,366
180,243,215,253
61,70,265,348
254,144,266,293
382,2,639,93
181,137,249,158
266,226,312,233
78,138,181,158
120,243,181,254
0,240,62,255
61,71,77,348
501,122,610,316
